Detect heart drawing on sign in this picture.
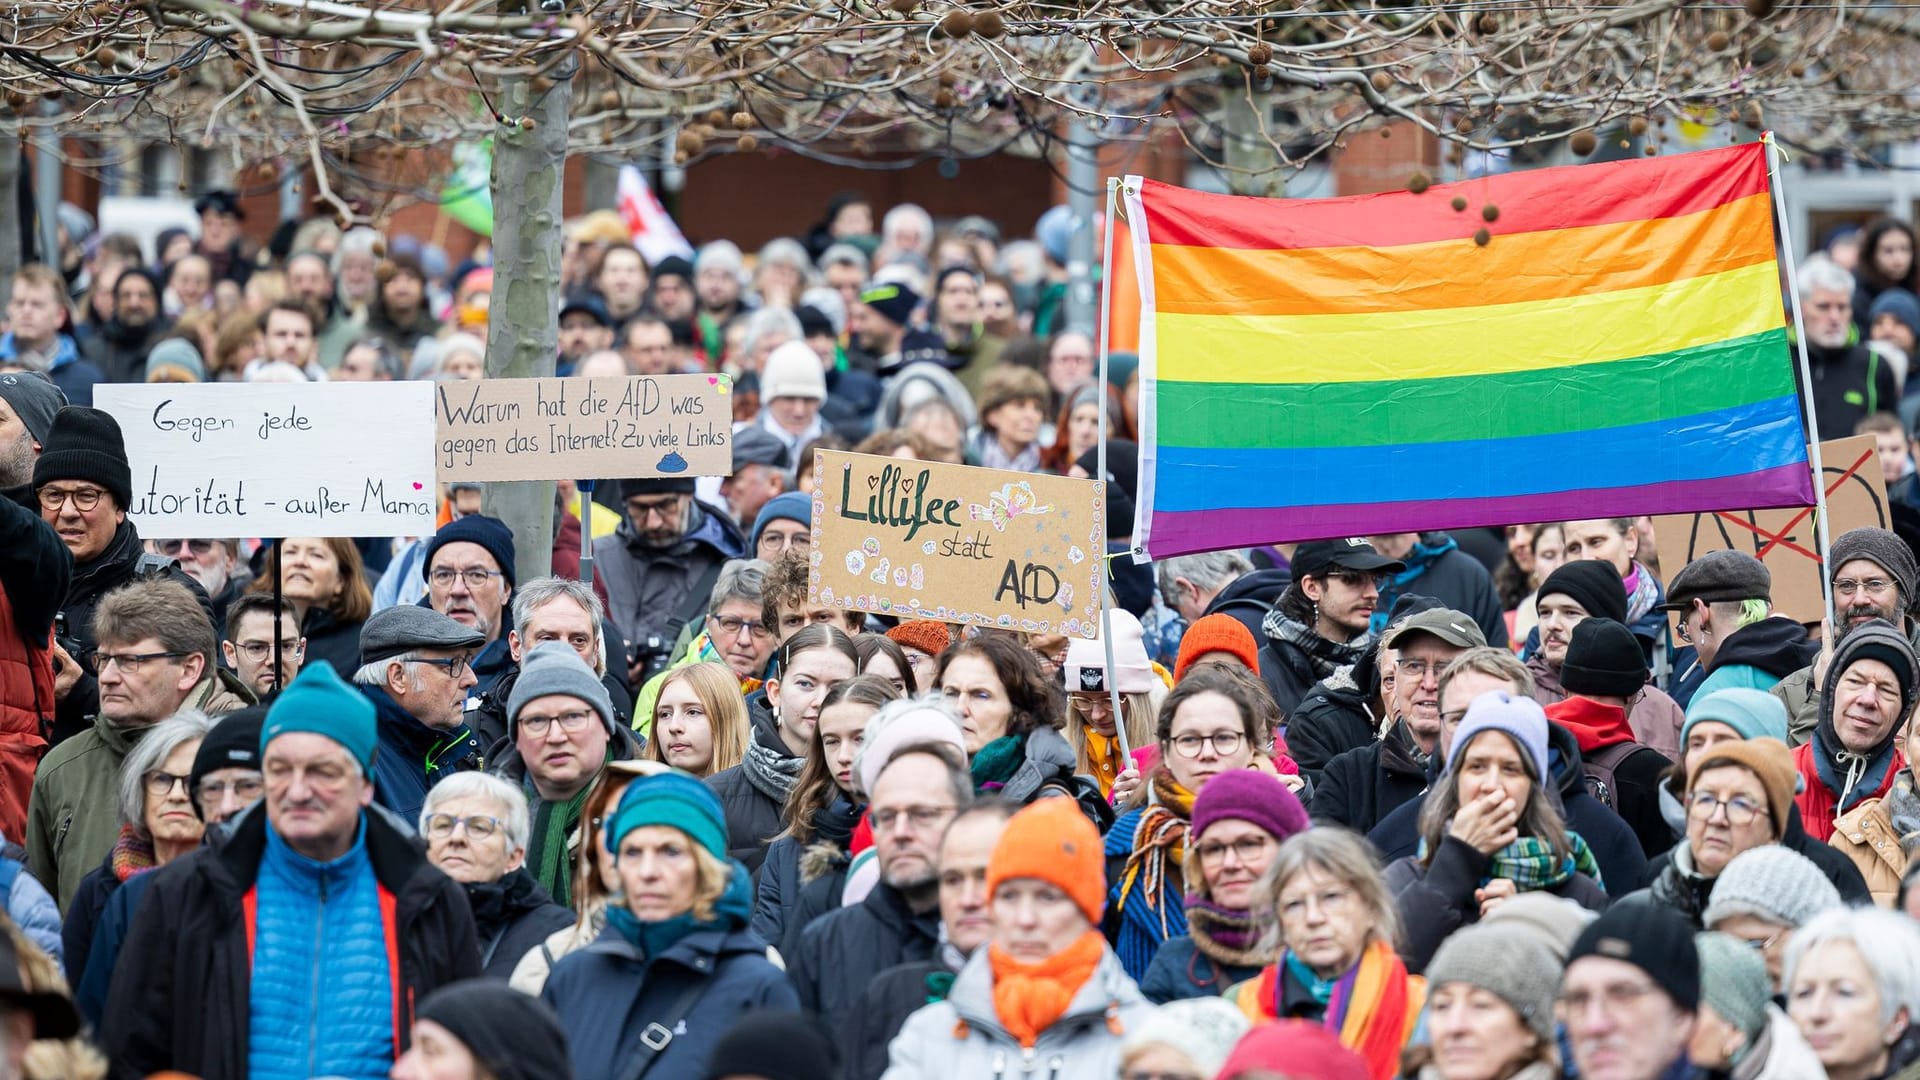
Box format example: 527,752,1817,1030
413,482,424,490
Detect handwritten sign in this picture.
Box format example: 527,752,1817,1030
810,450,1106,638
434,374,733,482
1651,434,1889,625
96,382,437,538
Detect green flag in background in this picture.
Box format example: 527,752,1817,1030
441,139,493,236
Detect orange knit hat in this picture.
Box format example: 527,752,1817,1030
1175,613,1261,681
987,797,1105,923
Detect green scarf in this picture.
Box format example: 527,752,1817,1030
1483,833,1604,892
529,778,595,909
970,735,1025,792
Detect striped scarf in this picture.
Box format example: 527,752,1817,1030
1107,772,1195,978
1485,833,1604,892
1240,940,1426,1080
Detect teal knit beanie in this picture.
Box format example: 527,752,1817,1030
606,770,727,861
260,661,378,774
1682,687,1790,746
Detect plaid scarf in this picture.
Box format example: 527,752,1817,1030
1484,833,1603,892
1261,611,1372,679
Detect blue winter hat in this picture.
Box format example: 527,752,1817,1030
1447,690,1551,786
1682,687,1791,745
606,770,728,860
424,514,517,589
261,662,378,774
1870,287,1920,336
751,491,813,550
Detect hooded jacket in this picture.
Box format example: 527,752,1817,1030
880,942,1155,1080
1693,617,1819,702
1525,652,1687,761
82,316,171,383
591,499,745,650
464,868,574,978
1371,533,1509,647
1830,775,1920,906
100,805,480,1080
1368,722,1650,895
1307,720,1430,835
1206,568,1290,644
1794,621,1911,842
751,795,861,950
1544,695,1676,858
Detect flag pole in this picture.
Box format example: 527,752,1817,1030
1763,132,1836,631
1095,175,1131,764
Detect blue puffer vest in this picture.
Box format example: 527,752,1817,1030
247,820,396,1080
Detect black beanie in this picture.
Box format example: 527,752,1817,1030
423,514,518,589
416,980,571,1080
859,282,920,327
620,476,696,499
1559,617,1648,699
188,705,266,818
704,1011,839,1080
32,406,132,508
1568,903,1701,1012
1537,560,1629,625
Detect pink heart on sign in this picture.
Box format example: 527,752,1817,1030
412,482,424,490
707,376,719,386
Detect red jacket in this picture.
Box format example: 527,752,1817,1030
1794,740,1905,842
0,491,65,845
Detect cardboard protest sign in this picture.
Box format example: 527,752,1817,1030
434,374,733,482
1651,434,1889,625
810,450,1106,638
96,382,437,538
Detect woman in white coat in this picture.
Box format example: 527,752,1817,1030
1691,931,1826,1080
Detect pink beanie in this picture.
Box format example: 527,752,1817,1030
1064,610,1156,695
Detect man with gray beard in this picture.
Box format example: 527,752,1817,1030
1773,526,1920,744
1795,255,1900,438
0,374,71,841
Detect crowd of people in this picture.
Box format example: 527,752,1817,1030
0,189,1917,1080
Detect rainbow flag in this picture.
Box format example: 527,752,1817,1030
1123,142,1814,559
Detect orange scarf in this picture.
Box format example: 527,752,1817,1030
1084,729,1127,796
988,931,1106,1048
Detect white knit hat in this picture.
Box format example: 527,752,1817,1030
1063,609,1156,695
1121,998,1249,1077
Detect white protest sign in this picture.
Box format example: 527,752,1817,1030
95,382,438,538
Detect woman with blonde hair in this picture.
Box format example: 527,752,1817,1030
1228,828,1426,1080
646,661,751,779
542,770,795,1078
1061,609,1165,800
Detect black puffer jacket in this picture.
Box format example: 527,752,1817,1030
295,604,366,680
751,797,860,950
839,957,956,1080
789,880,941,1028
703,691,795,878
101,806,480,1080
1307,721,1429,834
464,868,574,978
1385,834,1609,973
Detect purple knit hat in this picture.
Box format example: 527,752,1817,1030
1190,769,1309,843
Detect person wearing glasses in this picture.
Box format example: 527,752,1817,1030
144,536,249,630
1310,608,1486,836
490,642,638,910
1617,738,1799,931
1793,618,1916,844
62,710,213,989
1701,845,1844,995
629,559,773,740
1772,527,1919,743
591,475,747,689
1558,905,1702,1080
33,406,217,745
103,662,482,1078
350,605,487,824
747,489,810,563
1262,538,1405,775
419,773,571,980
1106,669,1274,982
219,594,304,698
27,579,241,911
422,515,517,697
1385,691,1608,974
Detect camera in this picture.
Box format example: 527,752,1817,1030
626,634,676,685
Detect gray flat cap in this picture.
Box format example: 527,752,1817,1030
1657,549,1771,610
359,604,486,665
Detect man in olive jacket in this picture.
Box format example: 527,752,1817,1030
101,663,479,1080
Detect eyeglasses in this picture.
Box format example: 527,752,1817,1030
429,568,506,589
1686,791,1764,826
870,804,958,831
423,813,504,840
155,539,218,556
233,639,305,662
627,497,685,523
408,655,473,677
1834,577,1895,598
757,530,811,554
1737,927,1789,953
710,614,772,641
95,650,190,675
196,774,264,803
38,486,106,512
1195,835,1273,867
520,710,598,738
1279,886,1355,922
1395,657,1448,680
1170,731,1245,758
143,770,191,798
1327,570,1387,590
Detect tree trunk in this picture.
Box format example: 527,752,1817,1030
480,66,571,584
0,122,19,310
